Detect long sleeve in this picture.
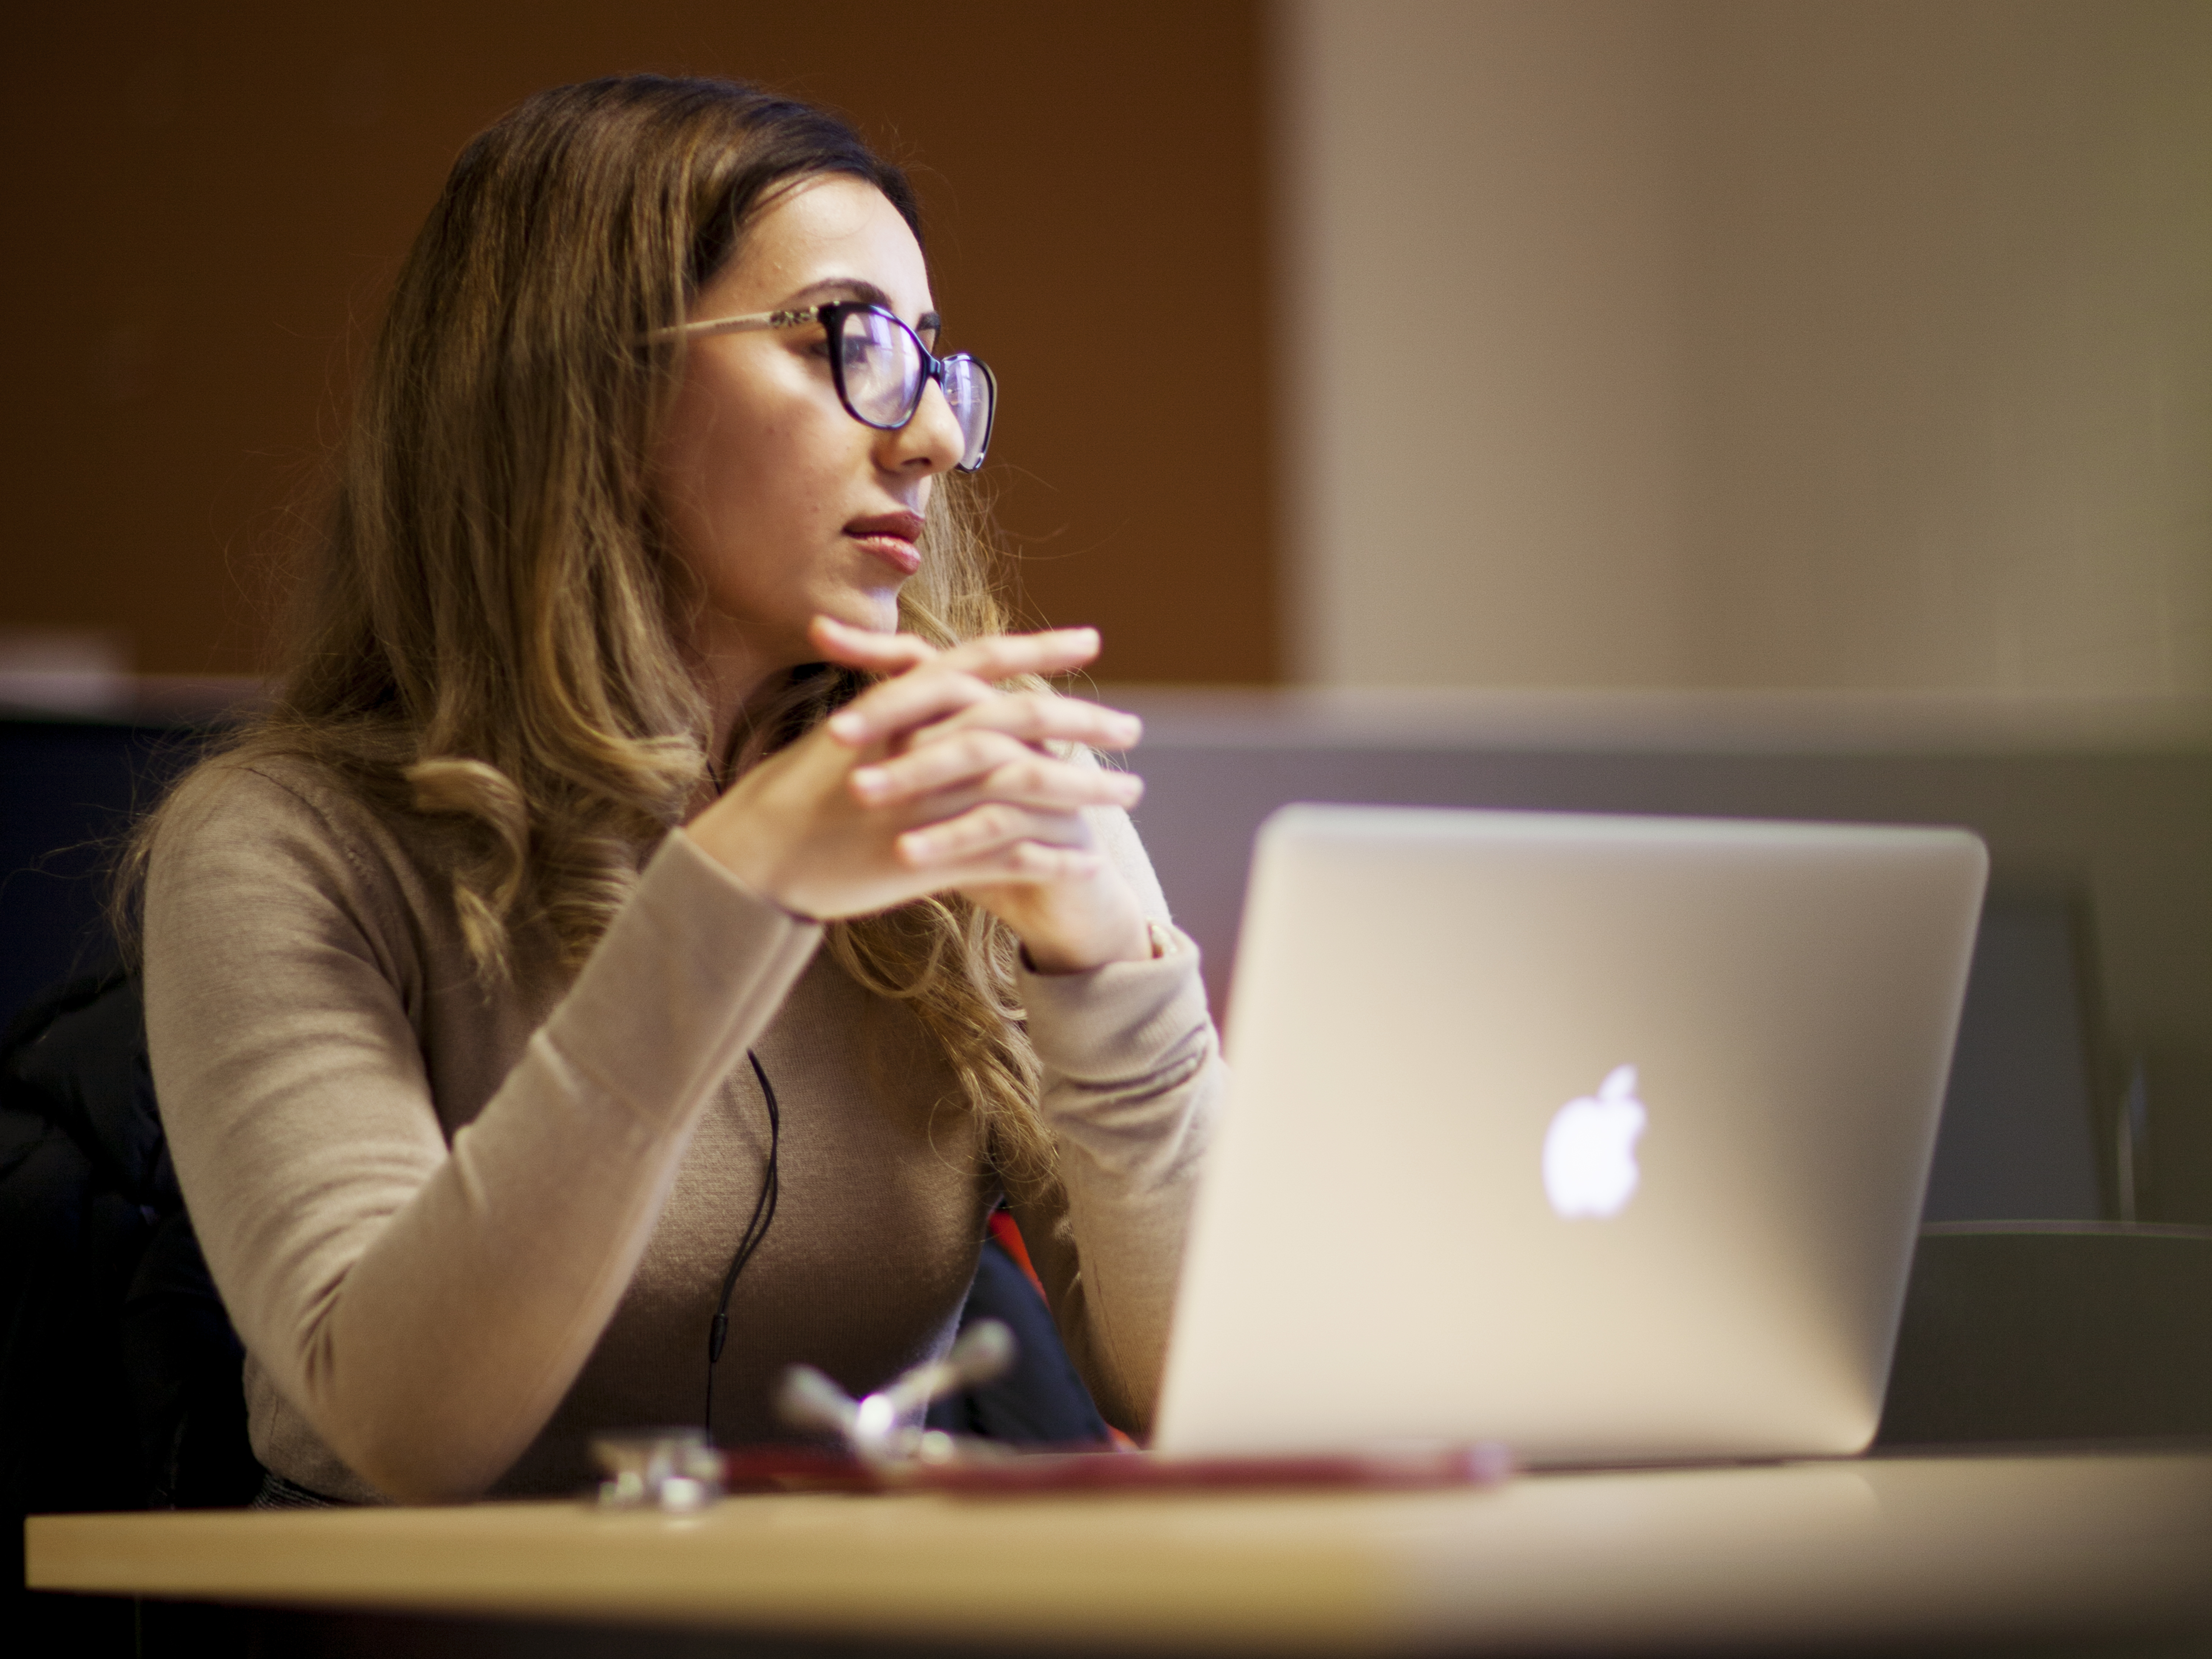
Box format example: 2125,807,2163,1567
1005,801,1224,1434
143,764,819,1502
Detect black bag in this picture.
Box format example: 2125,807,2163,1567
928,1229,1113,1446
0,967,262,1593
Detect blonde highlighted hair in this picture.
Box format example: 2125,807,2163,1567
128,76,1052,1181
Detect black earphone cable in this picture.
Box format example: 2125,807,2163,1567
703,1048,781,1435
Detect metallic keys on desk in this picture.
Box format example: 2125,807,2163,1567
591,1319,1019,1511
776,1318,1017,1469
592,1428,724,1513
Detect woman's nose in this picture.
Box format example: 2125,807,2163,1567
882,377,967,474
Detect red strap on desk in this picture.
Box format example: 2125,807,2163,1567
719,1441,1513,1495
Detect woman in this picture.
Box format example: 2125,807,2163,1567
135,75,1221,1505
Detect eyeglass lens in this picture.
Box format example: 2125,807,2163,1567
834,307,994,471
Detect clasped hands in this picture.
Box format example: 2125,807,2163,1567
686,616,1152,974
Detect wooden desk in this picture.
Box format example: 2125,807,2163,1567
27,1451,2212,1653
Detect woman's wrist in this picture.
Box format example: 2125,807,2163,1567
1019,911,1157,975
685,814,792,913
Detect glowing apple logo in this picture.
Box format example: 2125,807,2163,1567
1542,1064,1647,1218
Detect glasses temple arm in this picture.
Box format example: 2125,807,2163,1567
640,306,822,344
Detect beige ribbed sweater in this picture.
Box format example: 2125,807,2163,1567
142,754,1220,1504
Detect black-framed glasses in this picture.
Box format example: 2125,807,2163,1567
651,302,996,471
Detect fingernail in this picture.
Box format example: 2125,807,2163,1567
828,712,865,742
851,766,886,798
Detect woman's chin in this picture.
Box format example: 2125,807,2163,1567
818,590,903,639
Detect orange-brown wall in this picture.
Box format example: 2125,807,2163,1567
5,2,1278,683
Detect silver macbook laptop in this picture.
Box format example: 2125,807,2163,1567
1153,805,1987,1467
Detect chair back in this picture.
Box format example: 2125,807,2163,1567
1880,1223,2212,1445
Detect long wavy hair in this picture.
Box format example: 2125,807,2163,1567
125,75,1051,1182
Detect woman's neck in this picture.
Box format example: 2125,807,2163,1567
686,614,805,782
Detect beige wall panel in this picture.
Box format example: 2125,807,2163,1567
1278,0,1693,688
1676,0,2212,694
1279,0,2212,693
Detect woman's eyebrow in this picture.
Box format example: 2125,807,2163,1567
783,277,942,334
786,277,891,309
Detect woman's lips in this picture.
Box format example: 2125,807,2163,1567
845,511,924,575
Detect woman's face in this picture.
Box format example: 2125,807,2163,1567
650,174,966,693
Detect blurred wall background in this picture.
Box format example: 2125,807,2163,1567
2,3,2208,1214
7,0,2206,698
1279,0,2212,694
4,1,1278,684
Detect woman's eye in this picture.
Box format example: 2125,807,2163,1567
838,335,873,367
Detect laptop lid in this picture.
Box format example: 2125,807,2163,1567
1153,805,1987,1466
